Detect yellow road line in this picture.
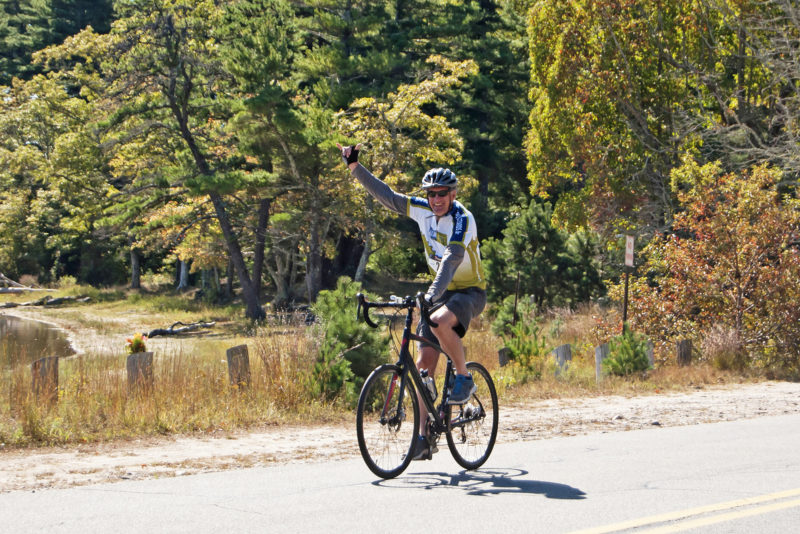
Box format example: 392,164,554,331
569,488,800,534
639,497,800,533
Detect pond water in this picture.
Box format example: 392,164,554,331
0,314,76,368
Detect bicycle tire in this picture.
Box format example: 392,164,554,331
445,361,498,470
356,364,419,479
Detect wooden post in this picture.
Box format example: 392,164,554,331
594,343,609,382
552,344,572,376
127,352,154,392
622,268,630,325
646,340,655,368
498,347,510,367
677,339,692,367
226,345,251,388
32,356,59,404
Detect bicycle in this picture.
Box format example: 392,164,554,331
355,292,498,479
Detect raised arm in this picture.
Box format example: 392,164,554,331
338,143,407,215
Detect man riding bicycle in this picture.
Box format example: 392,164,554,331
338,143,487,461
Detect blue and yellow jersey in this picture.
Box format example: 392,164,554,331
406,196,486,291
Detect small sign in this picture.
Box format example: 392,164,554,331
625,235,635,267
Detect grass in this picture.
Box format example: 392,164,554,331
1,320,345,447
0,285,762,449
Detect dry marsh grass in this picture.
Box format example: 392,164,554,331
1,328,345,447
0,288,762,449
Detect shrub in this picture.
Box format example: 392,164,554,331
615,160,800,378
500,318,551,381
603,326,651,376
491,293,537,337
311,277,390,402
701,325,748,372
308,349,357,405
58,275,78,288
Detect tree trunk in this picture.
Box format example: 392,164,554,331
265,235,297,309
166,83,263,319
130,248,141,289
354,233,371,283
252,198,270,299
177,260,190,291
306,221,322,302
209,191,265,320
355,196,374,283
226,257,234,299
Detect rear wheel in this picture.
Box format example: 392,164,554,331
445,362,498,470
356,364,419,479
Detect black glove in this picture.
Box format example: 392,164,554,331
342,144,359,165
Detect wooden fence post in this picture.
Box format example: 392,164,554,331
677,339,692,367
498,347,510,367
594,343,609,382
227,345,251,388
127,352,154,392
552,344,572,376
32,356,59,404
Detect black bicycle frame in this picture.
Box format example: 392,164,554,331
392,305,453,434
357,292,476,435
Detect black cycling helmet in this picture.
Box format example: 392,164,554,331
421,167,457,190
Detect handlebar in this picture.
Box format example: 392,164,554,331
356,292,438,328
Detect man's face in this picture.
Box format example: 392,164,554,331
426,187,455,217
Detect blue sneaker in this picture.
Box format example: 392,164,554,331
448,373,477,405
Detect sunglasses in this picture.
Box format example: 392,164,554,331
426,189,452,199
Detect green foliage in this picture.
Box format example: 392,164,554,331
500,318,550,381
490,293,537,338
483,199,605,309
0,0,112,85
367,235,427,280
525,0,800,239
308,347,357,406
311,277,389,402
603,326,651,377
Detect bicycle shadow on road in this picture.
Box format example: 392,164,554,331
374,467,586,499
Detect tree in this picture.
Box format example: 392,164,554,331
335,55,478,281
0,70,125,283
1,0,54,84
38,0,275,317
525,0,772,238
0,0,113,84
482,199,605,310
621,159,800,378
404,0,533,235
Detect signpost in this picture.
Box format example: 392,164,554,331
623,235,634,326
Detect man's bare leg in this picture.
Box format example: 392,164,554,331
429,306,467,375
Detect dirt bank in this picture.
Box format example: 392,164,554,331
2,381,798,492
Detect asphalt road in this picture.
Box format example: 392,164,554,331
2,414,799,533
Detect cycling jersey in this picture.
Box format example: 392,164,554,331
406,196,486,292
351,163,486,299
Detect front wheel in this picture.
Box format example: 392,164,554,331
356,364,419,479
445,361,498,470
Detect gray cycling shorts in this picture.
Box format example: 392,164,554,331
416,287,486,348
